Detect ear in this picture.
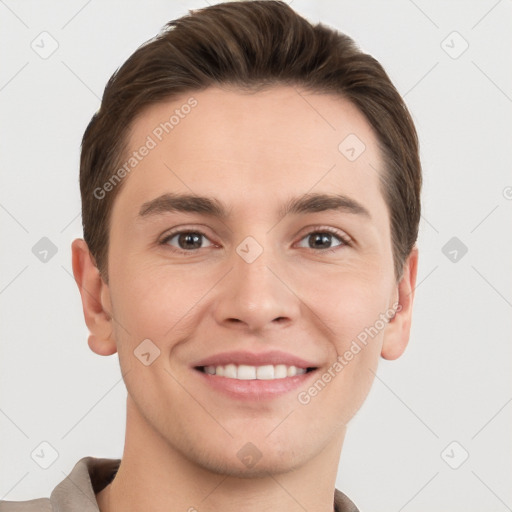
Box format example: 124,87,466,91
71,238,117,356
381,246,419,360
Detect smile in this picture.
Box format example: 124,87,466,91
192,350,320,399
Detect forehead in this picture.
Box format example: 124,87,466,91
114,85,386,221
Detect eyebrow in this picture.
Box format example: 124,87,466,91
138,192,371,220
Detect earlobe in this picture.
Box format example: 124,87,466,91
71,238,117,356
381,247,419,360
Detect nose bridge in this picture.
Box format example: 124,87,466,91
233,234,281,303
237,243,274,288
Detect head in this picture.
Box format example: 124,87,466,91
73,0,420,477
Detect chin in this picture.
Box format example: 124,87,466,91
179,437,312,478
197,451,306,479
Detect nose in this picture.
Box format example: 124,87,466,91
212,242,300,333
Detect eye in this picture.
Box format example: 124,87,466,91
296,227,350,252
160,230,213,254
159,226,351,255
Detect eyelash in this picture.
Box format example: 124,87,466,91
159,226,352,256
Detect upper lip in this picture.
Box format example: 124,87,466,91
192,350,318,369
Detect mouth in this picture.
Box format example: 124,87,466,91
193,363,319,400
195,364,317,380
191,350,321,400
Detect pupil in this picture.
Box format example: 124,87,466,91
310,233,331,249
179,233,201,249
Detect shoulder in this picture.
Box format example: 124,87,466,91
0,456,120,512
0,498,52,512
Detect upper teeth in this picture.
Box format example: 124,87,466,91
203,364,307,380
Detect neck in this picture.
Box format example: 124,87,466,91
96,396,345,512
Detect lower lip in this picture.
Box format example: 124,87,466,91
194,368,318,400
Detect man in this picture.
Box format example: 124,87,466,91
1,1,420,510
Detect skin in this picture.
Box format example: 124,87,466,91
72,85,418,512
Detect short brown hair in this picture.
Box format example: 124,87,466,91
80,0,421,282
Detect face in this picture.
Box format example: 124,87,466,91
74,85,417,477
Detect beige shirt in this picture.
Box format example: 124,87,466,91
0,457,359,512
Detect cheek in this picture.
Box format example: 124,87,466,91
296,269,390,423
110,260,218,344
293,262,391,406
317,271,393,414
293,261,391,342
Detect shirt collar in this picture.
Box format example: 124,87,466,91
50,457,120,511
50,457,359,512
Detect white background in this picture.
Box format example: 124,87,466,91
1,0,511,510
